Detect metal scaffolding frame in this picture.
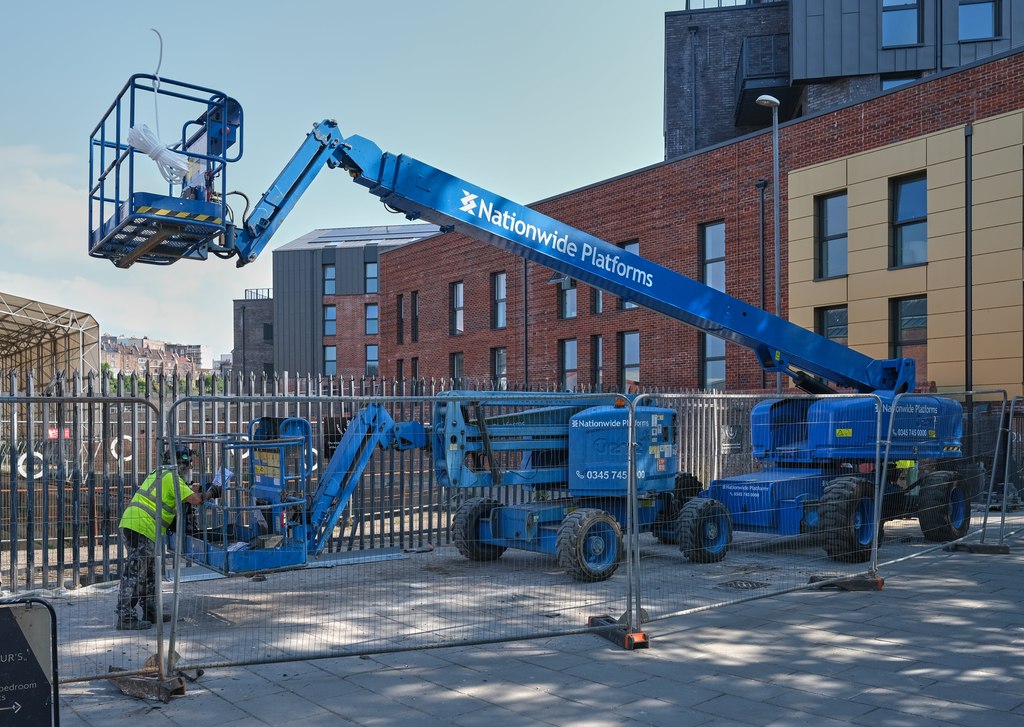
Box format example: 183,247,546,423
0,291,100,384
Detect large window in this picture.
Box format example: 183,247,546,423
263,323,274,341
959,0,998,41
891,296,927,384
449,282,464,336
364,262,379,294
559,339,578,391
491,272,507,329
702,222,726,390
592,288,603,315
891,174,927,267
882,0,921,47
492,347,508,390
365,304,379,335
591,335,603,391
411,291,419,343
619,241,640,310
816,192,848,279
324,345,337,376
323,264,336,295
365,344,379,377
620,331,640,392
815,305,849,347
323,306,336,336
559,279,578,319
396,295,405,344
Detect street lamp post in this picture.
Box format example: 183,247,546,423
756,94,782,393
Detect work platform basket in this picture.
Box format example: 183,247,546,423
88,75,242,267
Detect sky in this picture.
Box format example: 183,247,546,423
0,0,685,367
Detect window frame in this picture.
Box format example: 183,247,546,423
559,279,578,320
365,344,380,377
449,351,464,384
323,264,336,295
449,281,464,336
323,305,336,337
701,221,726,389
890,296,927,383
619,330,640,392
618,241,640,310
559,338,578,391
365,303,379,336
491,347,508,390
890,173,928,268
364,262,379,294
591,334,603,392
491,272,507,329
816,191,849,280
881,0,922,48
411,291,420,343
396,294,405,344
958,0,1000,42
815,305,849,347
324,345,337,376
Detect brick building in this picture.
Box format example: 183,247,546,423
380,48,1024,395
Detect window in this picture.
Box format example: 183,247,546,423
491,272,507,329
449,282,464,336
891,174,927,267
411,357,420,381
396,359,404,383
881,74,919,91
560,339,578,391
592,288,603,315
891,296,927,384
323,306,336,336
263,323,274,341
591,335,603,391
959,0,998,41
816,192,848,279
815,305,849,347
411,291,420,343
364,262,379,294
450,352,464,383
365,304,379,335
323,264,336,295
365,344,379,377
263,363,275,378
619,241,640,309
324,346,337,376
396,295,405,344
620,331,640,392
882,0,921,47
491,347,508,390
559,279,577,319
702,222,726,390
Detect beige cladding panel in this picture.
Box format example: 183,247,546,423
973,250,1023,285
971,225,1021,256
848,266,926,300
927,259,969,291
971,112,1023,154
848,139,926,184
925,129,964,165
973,305,1023,336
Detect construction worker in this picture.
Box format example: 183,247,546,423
115,445,220,630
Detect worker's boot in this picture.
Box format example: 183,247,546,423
115,615,152,630
144,610,173,623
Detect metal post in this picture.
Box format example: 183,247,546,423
771,104,782,393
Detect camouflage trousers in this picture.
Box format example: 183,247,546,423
116,529,157,620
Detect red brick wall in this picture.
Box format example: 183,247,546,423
380,52,1024,391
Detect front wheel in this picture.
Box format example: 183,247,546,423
451,497,506,561
677,498,732,563
556,509,622,582
819,476,876,563
917,471,971,542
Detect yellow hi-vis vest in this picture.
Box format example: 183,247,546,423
119,470,196,542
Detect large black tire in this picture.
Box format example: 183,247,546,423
676,498,732,563
451,497,506,561
917,471,971,542
556,509,622,582
653,473,704,544
819,477,876,563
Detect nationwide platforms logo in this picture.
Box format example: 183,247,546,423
459,191,478,214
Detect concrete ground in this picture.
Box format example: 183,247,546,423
58,534,1024,727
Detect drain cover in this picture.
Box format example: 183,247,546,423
718,579,770,590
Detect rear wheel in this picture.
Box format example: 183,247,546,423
918,471,971,542
819,477,876,563
556,509,622,582
677,498,732,563
451,497,506,561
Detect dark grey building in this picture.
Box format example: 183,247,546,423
269,225,438,378
232,288,274,379
666,0,1024,158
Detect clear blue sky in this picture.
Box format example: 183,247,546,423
0,1,682,365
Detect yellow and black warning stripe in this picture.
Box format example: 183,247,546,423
136,205,223,224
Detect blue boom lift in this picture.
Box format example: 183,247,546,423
89,76,971,579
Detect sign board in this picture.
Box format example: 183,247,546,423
720,424,744,454
0,599,58,726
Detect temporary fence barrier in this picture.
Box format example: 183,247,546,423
2,375,1020,684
